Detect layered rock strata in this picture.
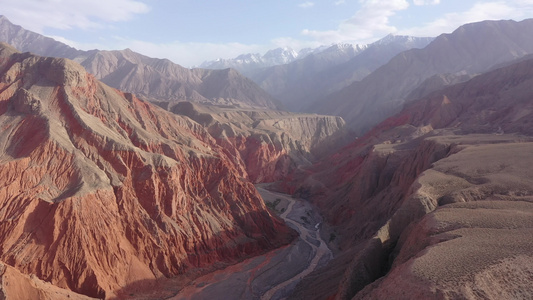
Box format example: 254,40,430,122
166,101,349,183
0,43,294,298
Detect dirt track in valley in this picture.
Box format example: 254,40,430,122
258,188,332,300
169,186,332,300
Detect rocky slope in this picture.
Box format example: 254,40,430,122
0,15,281,110
0,43,295,298
0,15,352,186
249,36,432,112
162,101,349,183
355,139,533,299
247,43,366,111
287,54,533,299
0,15,89,60
79,50,282,109
311,18,533,134
0,261,95,300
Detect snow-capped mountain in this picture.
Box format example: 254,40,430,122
199,44,363,75
263,47,299,65
246,35,432,111
200,47,301,73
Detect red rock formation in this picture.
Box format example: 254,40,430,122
0,43,295,298
168,101,349,183
0,261,95,299
288,56,533,299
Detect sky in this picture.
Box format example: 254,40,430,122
2,0,533,67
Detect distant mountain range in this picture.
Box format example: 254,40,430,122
310,18,533,134
199,44,364,74
199,47,310,73
200,36,434,112
0,15,282,110
248,35,434,111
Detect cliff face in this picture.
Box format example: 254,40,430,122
345,55,533,300
354,137,533,300
288,56,533,299
167,101,349,183
0,43,294,298
0,261,95,300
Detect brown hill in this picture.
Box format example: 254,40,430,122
80,50,282,109
287,55,533,299
311,18,533,135
0,15,281,110
0,43,294,298
165,101,349,183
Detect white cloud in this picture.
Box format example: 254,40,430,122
412,0,440,5
2,0,149,33
298,2,315,8
302,0,410,44
335,0,346,5
399,1,533,37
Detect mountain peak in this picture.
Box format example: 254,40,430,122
373,33,433,46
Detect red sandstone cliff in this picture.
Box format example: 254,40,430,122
167,101,349,183
0,43,295,298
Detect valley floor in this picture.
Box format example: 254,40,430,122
167,187,332,300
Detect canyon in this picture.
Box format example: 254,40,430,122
287,54,533,299
0,43,296,298
0,15,533,300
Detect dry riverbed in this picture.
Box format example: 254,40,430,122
169,186,333,300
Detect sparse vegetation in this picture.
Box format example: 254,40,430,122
300,216,310,224
329,233,337,243
265,198,282,211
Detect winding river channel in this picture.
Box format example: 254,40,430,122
170,187,332,300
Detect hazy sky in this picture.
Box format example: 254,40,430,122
2,0,533,66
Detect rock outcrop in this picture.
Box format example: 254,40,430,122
0,261,95,300
166,101,349,183
0,43,295,298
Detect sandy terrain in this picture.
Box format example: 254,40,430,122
169,187,332,300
